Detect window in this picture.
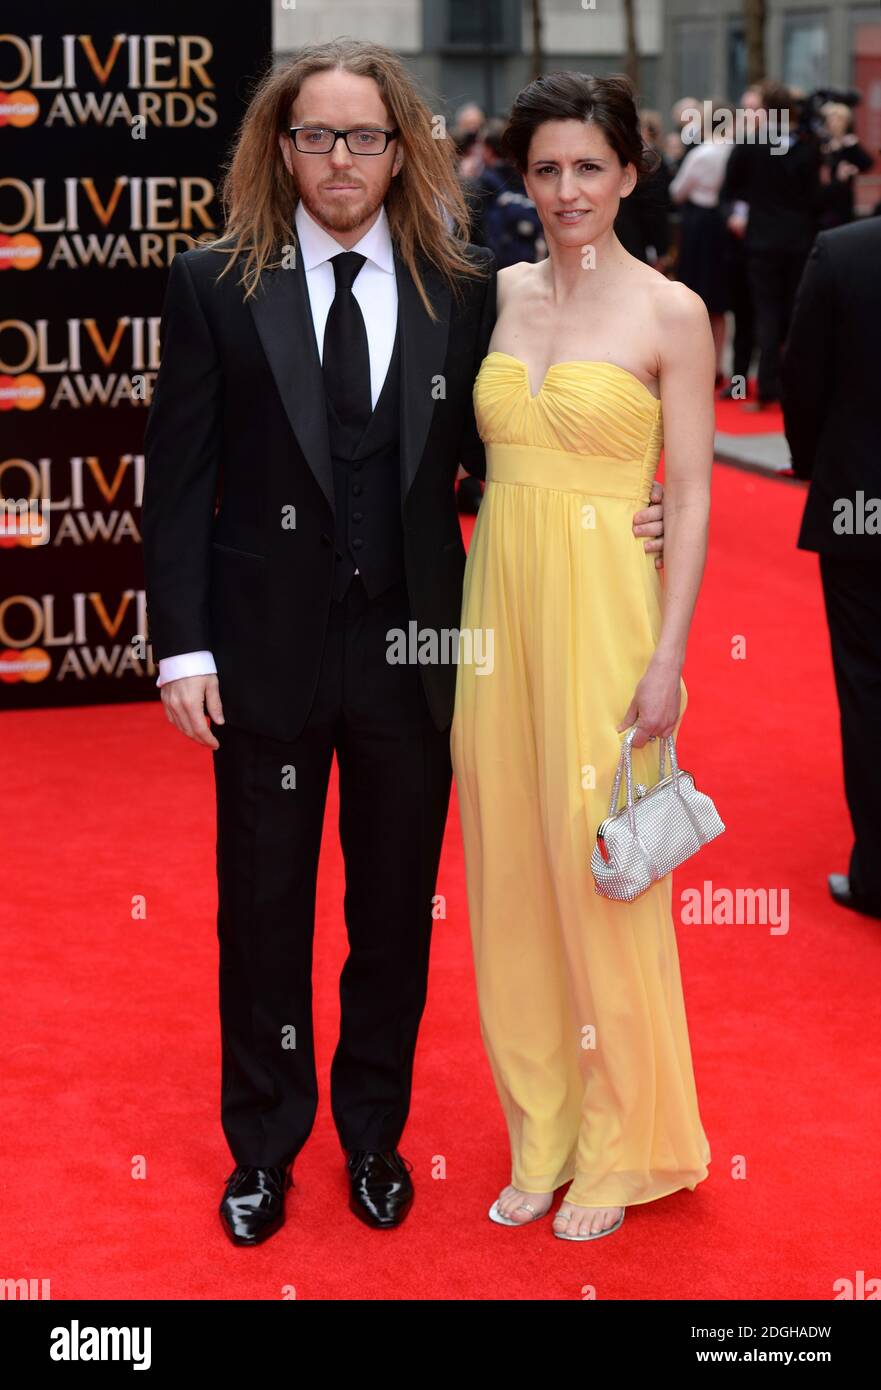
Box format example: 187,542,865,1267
675,20,715,102
850,6,881,212
782,13,829,92
447,0,506,47
727,23,748,104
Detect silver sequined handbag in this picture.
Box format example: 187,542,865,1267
591,725,725,901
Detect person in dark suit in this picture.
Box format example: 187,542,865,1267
613,118,672,267
723,80,822,407
141,38,673,1245
781,216,881,922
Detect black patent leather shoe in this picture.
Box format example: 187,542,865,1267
345,1149,414,1229
219,1164,293,1246
828,873,881,920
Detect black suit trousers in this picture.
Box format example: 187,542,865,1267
209,576,453,1166
724,232,755,382
747,247,809,402
819,553,881,915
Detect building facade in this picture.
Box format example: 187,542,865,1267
274,0,663,113
274,0,881,205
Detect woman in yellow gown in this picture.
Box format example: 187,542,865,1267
450,74,714,1241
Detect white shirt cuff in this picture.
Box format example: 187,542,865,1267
156,650,217,687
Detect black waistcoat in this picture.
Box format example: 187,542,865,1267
325,319,404,603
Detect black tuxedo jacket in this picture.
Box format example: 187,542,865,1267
781,217,881,556
722,137,821,254
142,236,496,740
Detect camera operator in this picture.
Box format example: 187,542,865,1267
817,100,874,229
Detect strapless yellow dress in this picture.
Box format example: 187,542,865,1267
450,353,711,1209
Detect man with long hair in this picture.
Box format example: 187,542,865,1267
142,39,665,1245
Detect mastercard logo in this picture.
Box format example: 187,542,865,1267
0,647,51,683
0,91,40,128
0,234,41,270
0,375,45,410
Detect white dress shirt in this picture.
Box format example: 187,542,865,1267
156,199,398,687
669,140,734,208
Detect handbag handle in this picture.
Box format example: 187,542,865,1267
607,726,683,832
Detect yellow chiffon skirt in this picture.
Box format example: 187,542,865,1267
450,369,711,1209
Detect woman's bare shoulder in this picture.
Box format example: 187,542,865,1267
645,276,714,383
646,272,709,333
497,260,539,312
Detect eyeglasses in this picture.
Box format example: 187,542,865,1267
288,125,400,156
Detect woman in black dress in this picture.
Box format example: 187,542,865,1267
669,110,733,381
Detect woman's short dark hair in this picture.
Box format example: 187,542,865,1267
502,71,660,180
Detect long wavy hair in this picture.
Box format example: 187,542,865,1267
202,39,487,317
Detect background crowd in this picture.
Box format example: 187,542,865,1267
452,79,876,416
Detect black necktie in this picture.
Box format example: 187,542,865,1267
323,251,371,434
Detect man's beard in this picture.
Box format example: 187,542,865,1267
299,182,388,235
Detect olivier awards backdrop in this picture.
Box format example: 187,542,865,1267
0,1,272,709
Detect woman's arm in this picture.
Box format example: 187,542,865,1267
842,137,875,174
617,282,714,747
668,147,699,205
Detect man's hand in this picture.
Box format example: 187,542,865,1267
727,211,747,238
633,480,665,569
161,674,224,749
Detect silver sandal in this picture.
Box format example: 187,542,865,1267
488,1196,550,1226
553,1208,625,1241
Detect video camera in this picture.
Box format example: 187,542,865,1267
796,87,861,140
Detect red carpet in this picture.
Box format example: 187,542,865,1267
3,458,879,1300
715,392,786,435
